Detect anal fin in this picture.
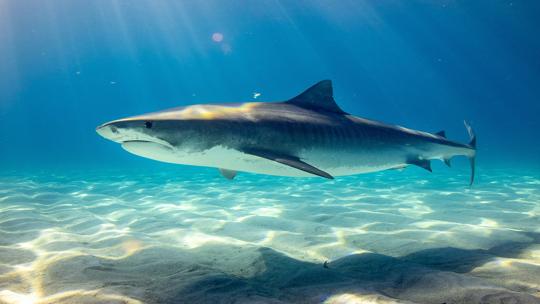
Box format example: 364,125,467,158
443,158,451,167
242,148,334,179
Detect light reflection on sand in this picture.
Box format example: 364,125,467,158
0,169,539,303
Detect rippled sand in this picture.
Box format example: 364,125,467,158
0,167,539,303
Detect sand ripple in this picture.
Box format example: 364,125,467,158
0,168,539,303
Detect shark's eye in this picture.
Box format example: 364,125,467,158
145,121,153,129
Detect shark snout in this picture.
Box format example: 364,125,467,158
96,123,120,141
96,120,174,150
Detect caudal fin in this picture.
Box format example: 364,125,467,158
464,121,476,185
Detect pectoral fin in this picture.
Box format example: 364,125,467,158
242,148,334,179
219,168,237,180
407,158,432,172
387,165,407,172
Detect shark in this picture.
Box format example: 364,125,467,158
96,80,477,184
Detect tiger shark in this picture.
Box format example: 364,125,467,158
96,80,477,184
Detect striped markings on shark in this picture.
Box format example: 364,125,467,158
97,80,476,185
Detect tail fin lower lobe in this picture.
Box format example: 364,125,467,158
464,121,476,185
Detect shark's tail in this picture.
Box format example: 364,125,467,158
464,121,476,186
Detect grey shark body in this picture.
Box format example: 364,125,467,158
97,80,477,184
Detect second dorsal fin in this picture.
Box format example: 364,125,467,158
435,130,446,138
286,80,347,114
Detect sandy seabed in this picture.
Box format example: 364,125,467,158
0,167,539,304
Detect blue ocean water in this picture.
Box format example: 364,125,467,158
0,1,539,303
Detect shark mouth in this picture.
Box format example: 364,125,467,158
120,135,174,148
121,140,177,163
121,140,173,150
122,140,156,144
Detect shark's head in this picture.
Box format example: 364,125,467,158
96,107,208,164
96,104,255,164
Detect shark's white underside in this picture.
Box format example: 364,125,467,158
122,141,393,177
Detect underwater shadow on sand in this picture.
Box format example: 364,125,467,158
36,231,540,304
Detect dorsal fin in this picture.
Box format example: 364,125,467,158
435,130,446,138
285,80,346,114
